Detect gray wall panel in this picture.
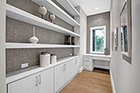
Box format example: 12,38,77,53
87,12,110,54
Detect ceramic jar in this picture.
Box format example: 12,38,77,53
51,54,57,64
40,52,50,67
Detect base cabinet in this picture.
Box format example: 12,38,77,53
7,58,79,93
8,68,54,93
55,61,71,92
39,68,54,93
8,74,37,93
71,59,79,78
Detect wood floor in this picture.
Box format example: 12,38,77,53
60,69,112,93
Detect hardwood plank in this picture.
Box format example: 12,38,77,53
60,70,112,93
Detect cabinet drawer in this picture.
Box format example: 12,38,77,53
84,62,92,68
84,61,94,71
84,56,91,60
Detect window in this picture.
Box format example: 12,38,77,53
90,26,106,53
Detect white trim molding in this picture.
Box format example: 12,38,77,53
110,68,116,93
79,66,84,73
90,26,106,54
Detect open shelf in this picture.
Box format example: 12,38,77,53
56,0,80,16
32,0,80,26
6,43,80,49
6,4,80,37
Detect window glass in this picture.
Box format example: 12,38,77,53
90,26,106,53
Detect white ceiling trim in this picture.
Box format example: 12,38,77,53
69,0,111,16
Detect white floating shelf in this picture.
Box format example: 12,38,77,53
32,0,80,26
6,43,80,49
6,4,80,37
56,0,80,16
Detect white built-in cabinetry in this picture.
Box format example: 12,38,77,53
39,68,54,93
6,0,80,92
55,59,79,92
8,68,54,93
83,54,111,71
55,61,71,92
7,57,79,93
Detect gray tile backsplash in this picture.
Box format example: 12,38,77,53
6,48,74,73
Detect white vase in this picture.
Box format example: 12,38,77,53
49,14,56,22
38,6,47,15
38,6,47,18
29,26,39,44
29,36,39,44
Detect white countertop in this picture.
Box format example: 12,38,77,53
6,56,78,84
83,53,111,58
83,53,111,61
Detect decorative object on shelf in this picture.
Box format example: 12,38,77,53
50,54,57,64
40,52,50,67
71,37,75,45
29,26,39,44
65,35,71,45
120,0,132,63
69,53,73,56
49,13,56,23
104,48,109,55
114,27,118,51
38,6,47,19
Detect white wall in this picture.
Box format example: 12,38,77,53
110,0,140,93
0,0,6,93
79,7,87,69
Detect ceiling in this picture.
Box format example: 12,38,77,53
69,0,111,16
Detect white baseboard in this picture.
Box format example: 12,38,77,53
79,66,84,73
110,69,116,93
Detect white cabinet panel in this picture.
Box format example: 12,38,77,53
64,62,71,83
71,59,79,78
8,74,37,93
75,59,79,75
55,63,65,91
55,61,72,92
39,68,54,93
8,68,54,93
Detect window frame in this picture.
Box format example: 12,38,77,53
90,26,106,54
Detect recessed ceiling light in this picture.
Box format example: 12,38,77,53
95,8,99,10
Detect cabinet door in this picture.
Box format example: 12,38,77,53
71,59,76,78
64,61,71,83
71,59,79,78
8,74,37,93
55,63,65,92
75,59,79,74
39,68,54,93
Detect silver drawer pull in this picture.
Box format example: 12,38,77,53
39,75,41,85
35,76,38,86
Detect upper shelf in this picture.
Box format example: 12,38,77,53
6,4,80,37
6,43,80,49
32,0,80,26
56,0,80,16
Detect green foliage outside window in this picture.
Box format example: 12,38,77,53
95,35,104,52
